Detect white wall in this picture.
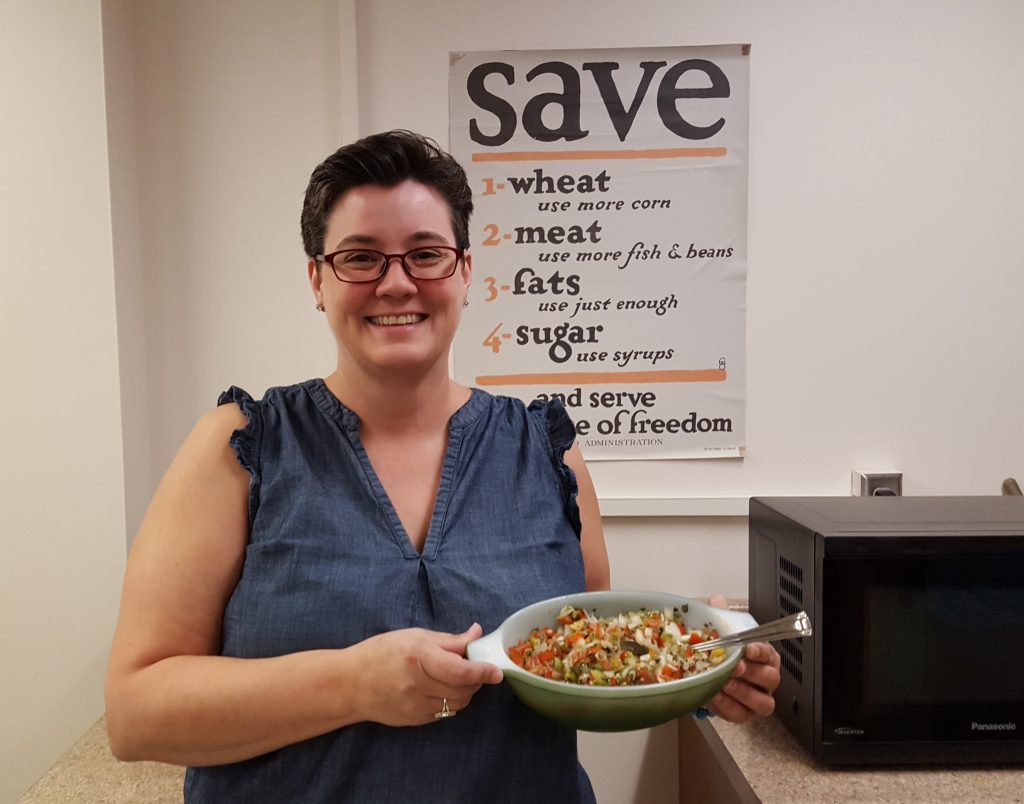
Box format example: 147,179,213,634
356,0,1024,506
0,2,127,800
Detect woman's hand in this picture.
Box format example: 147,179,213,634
704,594,781,723
352,623,503,726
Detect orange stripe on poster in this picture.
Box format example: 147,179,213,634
475,369,727,386
472,147,727,162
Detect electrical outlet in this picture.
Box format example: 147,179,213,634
851,471,902,496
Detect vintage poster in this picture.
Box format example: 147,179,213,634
449,45,749,459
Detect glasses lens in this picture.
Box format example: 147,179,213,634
405,247,459,279
331,250,386,281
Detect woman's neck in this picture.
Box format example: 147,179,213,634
323,361,469,435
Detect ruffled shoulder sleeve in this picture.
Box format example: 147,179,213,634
217,386,262,521
527,397,582,539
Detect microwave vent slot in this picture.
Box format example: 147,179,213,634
777,553,805,611
777,554,806,684
779,641,803,684
779,555,803,585
780,637,803,665
779,575,802,605
779,593,800,615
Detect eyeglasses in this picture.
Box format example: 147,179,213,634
316,246,464,283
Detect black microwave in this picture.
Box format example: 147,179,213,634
748,495,1024,765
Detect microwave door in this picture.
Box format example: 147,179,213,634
822,552,1024,748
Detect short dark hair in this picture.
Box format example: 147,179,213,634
300,130,473,258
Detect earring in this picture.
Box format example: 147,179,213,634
315,300,325,312
462,298,469,308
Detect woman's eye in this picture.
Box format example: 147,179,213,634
411,249,442,261
343,252,378,264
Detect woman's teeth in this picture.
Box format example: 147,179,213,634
368,313,425,326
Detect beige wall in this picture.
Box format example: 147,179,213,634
102,0,152,548
125,0,343,482
0,1,127,800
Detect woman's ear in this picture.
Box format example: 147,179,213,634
308,259,326,310
461,249,472,293
308,258,322,293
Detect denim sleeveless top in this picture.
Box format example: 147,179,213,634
183,379,595,803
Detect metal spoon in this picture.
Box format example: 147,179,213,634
690,610,812,652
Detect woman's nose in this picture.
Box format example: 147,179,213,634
375,256,417,296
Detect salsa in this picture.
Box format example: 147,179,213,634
507,604,728,686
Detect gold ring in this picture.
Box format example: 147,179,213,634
433,697,456,720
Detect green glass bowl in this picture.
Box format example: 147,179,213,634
467,590,756,732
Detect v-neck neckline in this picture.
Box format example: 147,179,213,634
306,379,487,558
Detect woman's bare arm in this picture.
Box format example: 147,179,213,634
564,443,611,591
105,405,499,766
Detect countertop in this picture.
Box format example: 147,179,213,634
709,714,1024,803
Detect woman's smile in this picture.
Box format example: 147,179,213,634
366,313,428,327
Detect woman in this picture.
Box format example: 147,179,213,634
105,130,779,802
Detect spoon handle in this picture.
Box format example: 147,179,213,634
692,610,812,652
